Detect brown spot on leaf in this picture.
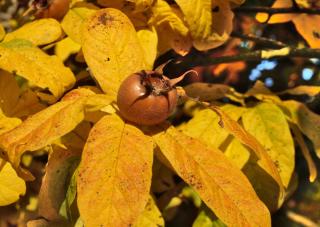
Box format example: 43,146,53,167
98,12,114,25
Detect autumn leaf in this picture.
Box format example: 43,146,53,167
55,37,81,62
242,102,295,188
0,24,5,41
0,110,21,136
131,0,154,13
3,19,62,46
256,0,320,48
0,70,44,118
210,106,285,210
0,159,26,206
280,100,320,158
82,8,146,98
77,114,153,226
133,196,165,227
181,105,246,149
193,207,226,227
38,146,80,221
0,88,105,170
175,0,212,40
137,27,158,69
224,139,250,170
0,39,75,99
279,85,320,97
150,0,189,36
61,3,98,44
153,126,271,227
150,0,192,55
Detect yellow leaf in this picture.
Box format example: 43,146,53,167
291,124,317,182
210,106,285,209
137,27,158,69
153,126,271,227
3,19,62,46
224,139,250,170
133,196,164,227
77,114,153,226
0,70,21,116
245,80,281,103
38,146,80,221
181,105,246,149
175,0,212,39
0,70,44,118
55,37,81,62
0,110,21,135
137,27,158,70
150,0,189,36
0,88,94,169
131,0,154,13
0,40,75,99
184,83,239,102
279,85,320,97
222,127,283,211
257,0,296,24
0,24,5,41
280,100,320,158
193,208,226,227
82,8,146,97
156,22,192,56
61,3,98,44
292,15,320,48
0,159,26,206
242,103,295,188
193,0,233,51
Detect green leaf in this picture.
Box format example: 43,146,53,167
242,102,295,188
82,8,146,98
77,114,154,226
153,126,271,227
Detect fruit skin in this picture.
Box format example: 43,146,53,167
35,0,71,20
117,71,178,126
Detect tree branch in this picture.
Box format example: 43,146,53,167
231,32,287,48
167,47,320,74
233,7,320,15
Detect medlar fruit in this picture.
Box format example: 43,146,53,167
117,70,191,126
27,0,70,20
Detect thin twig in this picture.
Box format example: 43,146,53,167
231,32,287,48
287,211,319,227
170,47,320,72
234,7,320,15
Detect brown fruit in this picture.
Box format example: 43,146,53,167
32,0,71,20
117,70,178,126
